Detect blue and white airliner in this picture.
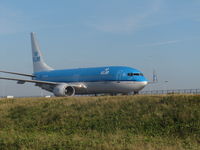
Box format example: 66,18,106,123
0,33,148,96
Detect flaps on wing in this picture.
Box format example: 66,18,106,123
69,83,87,89
0,70,35,77
17,80,26,84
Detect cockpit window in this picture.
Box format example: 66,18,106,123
139,73,144,76
134,73,140,76
127,73,144,76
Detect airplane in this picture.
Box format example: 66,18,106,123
0,32,148,96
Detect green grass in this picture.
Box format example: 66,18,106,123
0,95,200,150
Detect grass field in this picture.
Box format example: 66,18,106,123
0,95,200,150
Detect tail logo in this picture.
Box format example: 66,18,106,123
33,52,41,62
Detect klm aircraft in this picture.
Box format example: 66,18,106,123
0,33,148,96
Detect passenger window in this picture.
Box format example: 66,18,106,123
128,73,132,76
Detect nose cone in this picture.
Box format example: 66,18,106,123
134,77,148,91
132,80,148,92
142,80,148,87
143,77,148,84
142,77,148,87
134,75,148,82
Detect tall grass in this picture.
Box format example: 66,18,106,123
0,95,199,149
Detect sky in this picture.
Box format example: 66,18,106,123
0,0,200,96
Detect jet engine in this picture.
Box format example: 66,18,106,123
53,84,75,96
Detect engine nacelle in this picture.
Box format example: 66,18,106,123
53,84,75,97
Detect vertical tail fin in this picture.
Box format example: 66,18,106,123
31,32,53,73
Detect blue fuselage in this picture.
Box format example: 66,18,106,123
34,66,147,83
33,66,148,94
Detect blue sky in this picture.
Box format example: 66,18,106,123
0,0,200,96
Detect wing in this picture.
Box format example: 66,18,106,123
0,70,35,77
0,76,87,88
0,77,57,85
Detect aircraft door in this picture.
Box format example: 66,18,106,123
117,70,123,82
